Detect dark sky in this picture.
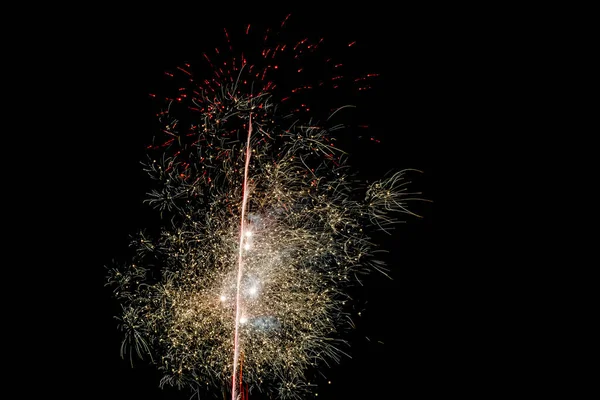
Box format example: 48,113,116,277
70,9,441,400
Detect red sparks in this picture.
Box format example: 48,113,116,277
293,38,308,51
203,53,213,67
324,152,340,167
348,40,356,47
177,66,192,76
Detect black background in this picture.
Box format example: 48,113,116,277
59,8,445,400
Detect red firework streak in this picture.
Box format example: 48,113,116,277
232,115,252,400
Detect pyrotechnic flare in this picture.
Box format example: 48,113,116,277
106,16,424,400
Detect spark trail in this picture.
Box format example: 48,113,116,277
232,115,253,400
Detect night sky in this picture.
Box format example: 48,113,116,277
74,9,441,400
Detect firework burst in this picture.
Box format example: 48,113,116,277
106,16,424,400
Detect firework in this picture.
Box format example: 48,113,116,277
106,16,424,400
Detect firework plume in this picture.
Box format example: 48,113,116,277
106,16,424,400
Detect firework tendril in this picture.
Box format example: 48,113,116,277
106,18,424,400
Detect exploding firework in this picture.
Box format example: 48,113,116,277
106,15,424,400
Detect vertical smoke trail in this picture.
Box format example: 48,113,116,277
232,115,253,400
